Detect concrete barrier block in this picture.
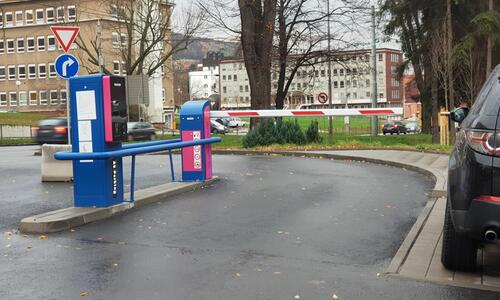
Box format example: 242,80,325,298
41,144,73,182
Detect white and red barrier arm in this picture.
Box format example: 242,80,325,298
210,108,403,118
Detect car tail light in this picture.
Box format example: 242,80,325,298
466,130,500,156
54,126,67,134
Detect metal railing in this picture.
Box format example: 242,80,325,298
55,137,221,203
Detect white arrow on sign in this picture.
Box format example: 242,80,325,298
62,58,75,77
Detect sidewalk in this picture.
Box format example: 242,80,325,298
215,149,500,292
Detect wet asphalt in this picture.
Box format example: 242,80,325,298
0,145,499,299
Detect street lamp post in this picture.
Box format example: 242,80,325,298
327,0,333,136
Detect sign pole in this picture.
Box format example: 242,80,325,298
66,80,71,144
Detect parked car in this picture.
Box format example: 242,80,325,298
33,117,68,144
228,117,246,128
441,65,500,271
127,122,156,141
215,118,231,127
211,120,227,134
405,122,421,134
382,121,407,135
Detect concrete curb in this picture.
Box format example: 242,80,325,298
19,177,219,234
212,149,448,278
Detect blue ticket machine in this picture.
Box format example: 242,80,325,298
69,74,128,207
180,100,213,181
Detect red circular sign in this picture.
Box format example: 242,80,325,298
317,92,328,104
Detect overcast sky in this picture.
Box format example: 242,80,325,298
171,0,399,49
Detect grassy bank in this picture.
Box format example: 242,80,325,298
158,133,451,154
0,113,51,126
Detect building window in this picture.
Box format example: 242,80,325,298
0,40,4,54
111,5,118,19
15,11,23,26
112,33,119,48
378,53,383,62
162,88,166,103
245,85,249,92
391,78,399,87
46,8,55,23
36,9,44,24
38,64,46,79
0,93,6,106
233,75,237,81
37,36,45,51
17,38,24,53
223,87,227,93
28,64,36,79
27,38,35,52
228,75,232,81
56,7,64,22
366,91,371,97
9,92,17,106
339,69,344,76
48,36,56,51
8,66,15,80
121,61,126,76
0,66,5,80
0,13,3,27
29,91,37,105
392,90,400,100
222,75,226,80
340,81,344,89
49,63,56,78
18,65,26,80
353,80,357,88
50,90,58,105
7,39,14,54
39,91,48,105
113,61,120,75
60,90,67,104
5,13,13,27
68,6,76,21
19,92,27,106
25,10,33,24
120,33,127,47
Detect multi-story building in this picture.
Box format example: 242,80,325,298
189,65,219,100
218,48,404,109
0,0,174,123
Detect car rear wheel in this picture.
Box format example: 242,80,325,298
441,200,478,271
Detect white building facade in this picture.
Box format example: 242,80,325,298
219,48,404,109
189,66,219,100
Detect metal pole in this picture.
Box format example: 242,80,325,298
66,80,71,144
370,5,378,137
327,0,333,135
130,155,136,202
97,19,104,74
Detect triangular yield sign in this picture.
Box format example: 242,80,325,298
50,26,80,52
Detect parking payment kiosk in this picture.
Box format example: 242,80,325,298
180,100,213,181
69,74,128,207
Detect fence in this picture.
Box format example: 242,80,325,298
0,125,33,140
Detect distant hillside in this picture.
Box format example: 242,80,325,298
173,34,240,60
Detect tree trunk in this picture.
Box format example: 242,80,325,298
447,0,456,143
486,0,494,77
431,72,440,144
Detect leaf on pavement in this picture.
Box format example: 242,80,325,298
332,294,339,299
384,204,392,209
80,291,89,297
294,295,301,299
38,235,48,240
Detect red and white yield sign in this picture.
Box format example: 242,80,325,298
317,92,329,104
211,108,404,118
50,26,80,52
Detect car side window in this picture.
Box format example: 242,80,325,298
469,70,500,116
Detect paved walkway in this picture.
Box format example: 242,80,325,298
302,150,500,292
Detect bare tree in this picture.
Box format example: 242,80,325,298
76,0,206,76
429,22,450,112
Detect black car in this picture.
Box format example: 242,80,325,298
383,121,407,135
127,122,156,141
33,117,68,144
442,65,500,271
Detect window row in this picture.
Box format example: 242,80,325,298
0,6,76,28
0,36,77,55
112,32,128,48
0,90,67,107
0,64,58,81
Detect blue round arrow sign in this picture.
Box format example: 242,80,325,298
55,54,79,79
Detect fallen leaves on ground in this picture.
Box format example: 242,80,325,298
38,235,48,240
384,204,393,209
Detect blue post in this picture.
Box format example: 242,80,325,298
169,150,175,182
130,155,136,203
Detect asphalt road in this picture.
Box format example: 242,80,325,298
0,145,498,299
